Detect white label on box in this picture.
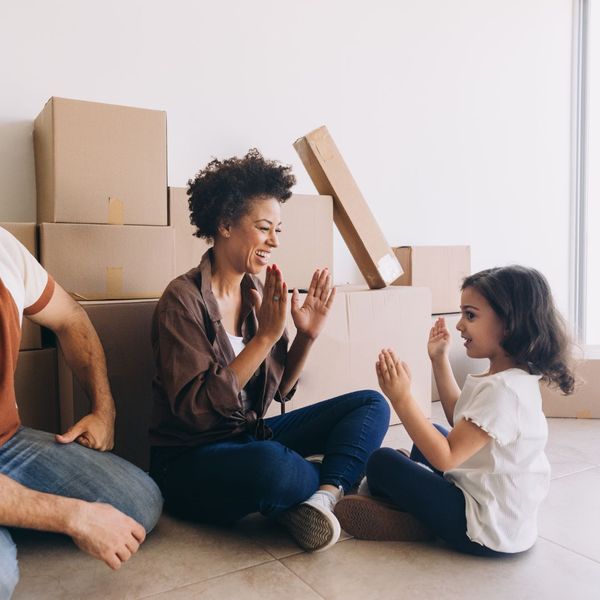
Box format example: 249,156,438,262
378,253,403,282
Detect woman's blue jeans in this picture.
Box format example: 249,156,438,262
0,427,163,598
150,390,390,524
367,424,509,557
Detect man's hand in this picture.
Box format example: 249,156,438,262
376,348,412,408
56,410,115,451
68,501,146,570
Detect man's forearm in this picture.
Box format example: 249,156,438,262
55,306,115,417
0,473,77,534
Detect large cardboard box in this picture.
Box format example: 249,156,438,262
169,188,334,289
34,97,167,225
40,223,175,300
0,222,37,255
541,346,600,418
58,300,157,469
393,246,470,314
294,126,402,289
430,313,488,401
14,348,60,433
284,286,432,424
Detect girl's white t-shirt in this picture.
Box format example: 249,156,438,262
444,369,550,553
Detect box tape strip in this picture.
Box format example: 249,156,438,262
108,197,124,225
106,267,123,297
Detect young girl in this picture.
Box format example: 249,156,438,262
334,265,574,556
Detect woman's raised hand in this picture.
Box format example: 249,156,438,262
250,264,287,344
428,317,451,361
290,268,336,340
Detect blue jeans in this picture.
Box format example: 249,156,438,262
0,427,163,597
367,424,508,557
150,390,390,524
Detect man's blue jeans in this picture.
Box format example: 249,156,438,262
0,427,163,598
151,390,390,524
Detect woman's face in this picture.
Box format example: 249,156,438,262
223,197,282,275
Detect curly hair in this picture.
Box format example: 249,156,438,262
462,265,575,394
186,148,296,242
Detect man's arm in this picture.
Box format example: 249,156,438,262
0,474,145,569
27,282,115,450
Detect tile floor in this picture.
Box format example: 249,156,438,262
12,403,600,599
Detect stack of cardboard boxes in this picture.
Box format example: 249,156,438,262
7,102,478,471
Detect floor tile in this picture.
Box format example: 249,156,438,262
538,466,600,562
545,418,600,466
281,537,600,600
13,515,273,600
141,560,322,600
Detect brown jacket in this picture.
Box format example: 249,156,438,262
149,249,293,447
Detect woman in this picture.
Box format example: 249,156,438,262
149,149,390,552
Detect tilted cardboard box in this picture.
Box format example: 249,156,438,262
294,126,402,289
541,346,600,418
282,286,432,423
169,187,334,289
14,348,60,433
393,246,471,314
58,300,158,470
40,223,175,300
34,97,167,225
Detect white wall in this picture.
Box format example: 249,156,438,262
0,0,573,313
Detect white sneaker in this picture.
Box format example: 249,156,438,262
278,487,342,552
356,476,370,496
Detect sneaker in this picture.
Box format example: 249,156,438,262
356,476,370,496
334,495,433,542
305,454,324,465
278,488,342,552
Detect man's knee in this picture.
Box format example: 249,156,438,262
0,529,19,599
118,466,164,534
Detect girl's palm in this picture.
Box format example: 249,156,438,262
428,317,451,360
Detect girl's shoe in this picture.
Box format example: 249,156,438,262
277,488,342,552
334,494,433,542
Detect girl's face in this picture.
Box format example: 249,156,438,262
456,286,507,363
221,197,282,275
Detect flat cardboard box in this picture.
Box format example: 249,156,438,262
58,300,158,469
393,246,471,314
169,188,334,289
294,126,402,289
34,97,167,225
0,222,37,255
285,285,432,424
430,313,488,401
14,348,60,433
40,223,175,300
541,346,600,418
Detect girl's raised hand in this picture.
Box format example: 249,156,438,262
290,267,335,340
428,317,451,361
250,264,287,344
375,348,412,405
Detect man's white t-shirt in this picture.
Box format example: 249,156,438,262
444,369,551,553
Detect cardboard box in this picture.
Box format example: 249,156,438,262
34,97,167,225
285,286,432,424
392,246,470,314
0,222,37,256
58,300,157,469
20,318,42,350
429,313,488,401
294,126,402,289
40,223,175,300
169,188,334,289
541,346,600,418
14,349,60,433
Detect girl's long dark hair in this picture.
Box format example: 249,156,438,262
462,265,575,394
